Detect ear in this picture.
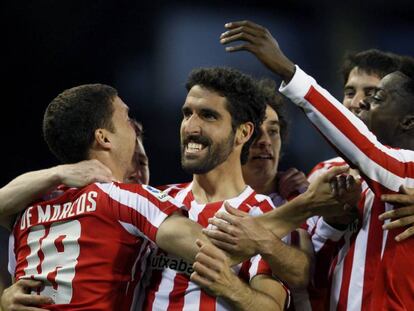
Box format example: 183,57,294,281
94,128,112,150
400,114,414,131
235,122,254,145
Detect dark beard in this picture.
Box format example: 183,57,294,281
181,131,235,174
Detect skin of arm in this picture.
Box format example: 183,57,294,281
205,204,311,288
155,213,219,264
190,240,286,311
0,160,114,230
257,165,361,238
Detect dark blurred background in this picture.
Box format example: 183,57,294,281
1,0,413,296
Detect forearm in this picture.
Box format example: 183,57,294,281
258,194,312,238
260,235,310,288
222,277,283,311
0,167,63,229
156,214,210,263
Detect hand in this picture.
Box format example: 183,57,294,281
304,165,362,218
204,202,277,259
323,174,360,227
190,239,243,298
1,279,53,311
379,186,414,242
55,159,115,187
220,20,295,81
277,168,309,200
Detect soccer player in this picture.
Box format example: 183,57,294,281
304,49,402,309
140,67,289,310
219,19,414,310
1,83,216,310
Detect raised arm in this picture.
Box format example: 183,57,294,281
0,160,113,230
220,20,414,195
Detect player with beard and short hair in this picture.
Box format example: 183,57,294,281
218,19,414,310
141,67,291,311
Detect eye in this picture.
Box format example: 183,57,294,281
344,89,355,98
182,108,192,119
201,111,217,121
268,128,280,136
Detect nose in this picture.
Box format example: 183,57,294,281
256,129,271,147
349,93,363,114
359,98,371,111
182,114,202,136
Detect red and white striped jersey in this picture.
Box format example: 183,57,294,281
269,192,310,311
280,66,414,311
8,182,180,310
140,183,276,311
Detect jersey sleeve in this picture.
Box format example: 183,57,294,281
95,183,182,243
279,66,414,195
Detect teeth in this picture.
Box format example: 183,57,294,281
186,143,204,153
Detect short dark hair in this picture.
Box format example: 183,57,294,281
186,67,266,164
43,84,117,163
257,79,288,142
341,49,401,84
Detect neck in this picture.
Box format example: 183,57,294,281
191,154,246,204
89,152,128,182
247,177,277,195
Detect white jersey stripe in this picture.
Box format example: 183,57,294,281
96,183,171,228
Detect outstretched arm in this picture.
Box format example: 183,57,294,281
204,204,311,288
220,20,414,195
0,160,114,230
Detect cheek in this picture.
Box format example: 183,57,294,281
271,138,282,156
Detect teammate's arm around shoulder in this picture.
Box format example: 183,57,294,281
0,160,113,230
156,212,211,263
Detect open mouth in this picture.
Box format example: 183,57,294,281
252,154,273,160
185,142,207,155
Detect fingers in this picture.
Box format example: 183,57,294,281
220,26,264,41
399,186,414,196
322,165,350,182
202,227,237,244
207,218,236,235
196,241,227,261
224,43,254,53
214,211,241,227
15,279,43,290
190,271,212,287
14,293,53,307
208,238,239,253
346,175,356,191
381,193,414,205
382,215,414,230
224,20,265,32
379,205,414,221
224,202,247,217
395,226,414,242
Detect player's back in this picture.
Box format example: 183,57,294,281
10,182,179,310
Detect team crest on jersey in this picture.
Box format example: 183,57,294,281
142,185,171,202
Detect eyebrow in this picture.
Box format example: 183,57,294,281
266,120,280,126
